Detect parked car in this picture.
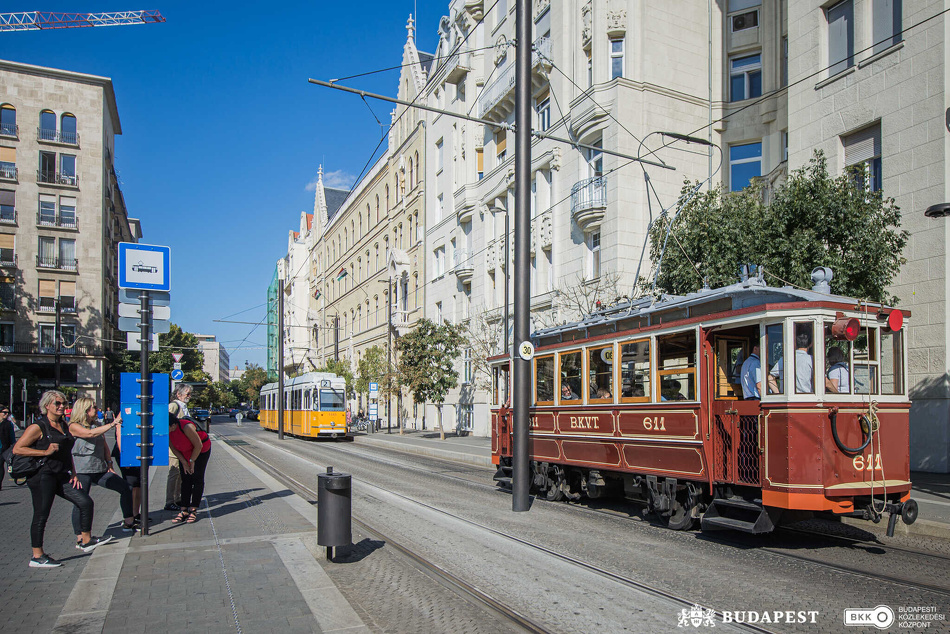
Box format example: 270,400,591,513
192,408,210,422
245,409,259,421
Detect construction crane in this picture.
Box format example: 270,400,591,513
0,10,164,32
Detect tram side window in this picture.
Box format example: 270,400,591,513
771,322,814,394
880,329,904,395
494,366,510,406
765,323,784,394
304,389,311,410
657,330,696,401
620,339,650,402
559,351,583,403
535,355,555,405
854,326,879,394
824,322,852,394
588,345,614,402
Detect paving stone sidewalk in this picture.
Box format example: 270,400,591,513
1,438,368,634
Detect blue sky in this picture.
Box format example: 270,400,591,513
0,1,447,371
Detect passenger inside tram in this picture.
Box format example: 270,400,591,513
825,346,851,393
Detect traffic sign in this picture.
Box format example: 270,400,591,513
118,316,170,334
171,369,184,381
126,332,159,351
118,243,171,291
369,382,379,398
519,341,535,361
173,362,181,370
369,403,378,421
119,288,171,305
118,303,170,320
172,352,184,363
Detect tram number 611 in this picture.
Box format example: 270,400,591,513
643,416,666,431
852,453,883,471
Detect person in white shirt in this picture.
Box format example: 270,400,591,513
740,345,761,399
825,347,851,393
165,384,192,512
770,331,814,393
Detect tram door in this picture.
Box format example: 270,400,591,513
494,364,512,456
707,332,762,487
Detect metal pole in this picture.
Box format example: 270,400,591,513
504,212,509,359
278,285,284,440
138,290,152,535
54,298,61,389
512,0,532,512
386,283,392,434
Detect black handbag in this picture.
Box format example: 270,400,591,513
1,421,49,482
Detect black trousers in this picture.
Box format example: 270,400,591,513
71,471,133,534
178,450,210,509
27,470,93,549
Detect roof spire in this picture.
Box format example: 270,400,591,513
406,14,415,42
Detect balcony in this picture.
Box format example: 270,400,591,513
36,255,78,271
0,208,15,224
0,122,18,138
0,164,17,181
442,49,472,83
571,176,607,232
454,183,479,223
37,171,79,187
478,35,552,121
37,211,78,230
0,341,99,356
37,127,79,145
38,297,75,313
0,253,16,268
453,249,475,283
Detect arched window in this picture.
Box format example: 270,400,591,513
408,156,414,190
350,220,355,245
374,296,380,325
60,113,77,144
375,195,380,223
357,305,362,332
0,105,16,137
39,110,56,140
375,244,379,271
343,228,348,252
414,151,420,188
385,185,390,211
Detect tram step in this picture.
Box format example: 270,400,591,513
702,498,776,534
493,465,512,482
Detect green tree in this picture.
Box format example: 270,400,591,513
314,358,354,396
106,324,205,405
397,318,465,439
238,364,269,406
355,346,390,396
646,152,908,304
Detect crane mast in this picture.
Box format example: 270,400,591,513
0,10,165,32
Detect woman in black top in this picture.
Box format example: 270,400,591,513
13,390,114,568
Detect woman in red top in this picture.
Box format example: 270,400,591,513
168,404,210,524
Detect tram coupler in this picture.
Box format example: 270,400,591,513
883,499,919,537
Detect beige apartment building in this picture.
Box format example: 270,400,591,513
0,59,138,406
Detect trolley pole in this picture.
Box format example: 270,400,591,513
278,279,285,441
512,0,532,512
138,290,153,535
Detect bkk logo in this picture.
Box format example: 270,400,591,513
844,606,895,629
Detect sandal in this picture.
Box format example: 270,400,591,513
171,510,189,524
185,510,198,523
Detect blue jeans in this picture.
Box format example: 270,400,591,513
71,471,133,534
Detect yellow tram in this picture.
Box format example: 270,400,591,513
259,372,351,440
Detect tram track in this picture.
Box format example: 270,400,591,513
219,426,779,634
235,426,950,605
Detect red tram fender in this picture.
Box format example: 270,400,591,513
489,275,916,537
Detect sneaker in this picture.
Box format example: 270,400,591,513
77,535,114,553
121,522,139,533
29,555,62,568
164,503,180,512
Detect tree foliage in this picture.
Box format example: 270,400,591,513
645,152,908,304
355,345,392,396
397,318,465,406
239,364,269,405
314,358,354,396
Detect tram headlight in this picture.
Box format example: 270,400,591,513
831,316,860,341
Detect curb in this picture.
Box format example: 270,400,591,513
356,435,494,469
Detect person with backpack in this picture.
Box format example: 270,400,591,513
0,404,17,491
168,403,211,524
68,397,137,538
13,390,114,568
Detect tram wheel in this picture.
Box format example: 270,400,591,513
663,490,697,531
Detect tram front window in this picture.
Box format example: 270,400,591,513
881,329,904,395
320,389,345,411
824,322,852,394
854,327,879,394
770,322,814,394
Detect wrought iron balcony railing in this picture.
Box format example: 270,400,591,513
37,170,79,187
37,127,79,145
36,255,77,271
0,164,17,180
0,253,16,267
0,122,18,137
0,341,98,356
570,176,608,232
0,207,15,223
37,211,78,229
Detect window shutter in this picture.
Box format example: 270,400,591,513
0,147,15,162
0,234,13,249
476,148,484,172
497,136,506,154
39,280,56,297
844,125,881,166
59,281,76,296
0,190,13,206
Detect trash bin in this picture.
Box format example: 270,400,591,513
317,466,351,561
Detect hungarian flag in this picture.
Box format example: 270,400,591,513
336,268,347,281
313,289,321,299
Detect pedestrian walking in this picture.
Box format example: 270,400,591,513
0,404,17,490
68,397,137,538
165,384,191,512
168,409,211,524
14,390,114,569
103,407,115,426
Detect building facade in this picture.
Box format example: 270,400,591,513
0,59,138,406
195,333,230,383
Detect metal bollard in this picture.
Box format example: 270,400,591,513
317,466,351,561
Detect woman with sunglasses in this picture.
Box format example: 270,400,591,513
13,390,114,568
69,397,136,540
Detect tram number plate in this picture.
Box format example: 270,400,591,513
643,416,666,431
852,453,883,471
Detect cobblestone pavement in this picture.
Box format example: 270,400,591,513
221,421,950,634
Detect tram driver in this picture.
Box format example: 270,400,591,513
740,344,761,399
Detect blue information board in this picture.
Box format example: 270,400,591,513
119,373,169,468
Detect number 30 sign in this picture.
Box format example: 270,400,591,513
519,341,535,361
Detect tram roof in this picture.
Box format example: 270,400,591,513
261,372,344,391
531,277,893,342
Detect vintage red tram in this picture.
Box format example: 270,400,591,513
490,270,919,535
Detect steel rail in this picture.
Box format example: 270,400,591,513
220,426,778,634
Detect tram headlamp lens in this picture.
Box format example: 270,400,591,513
832,317,861,341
